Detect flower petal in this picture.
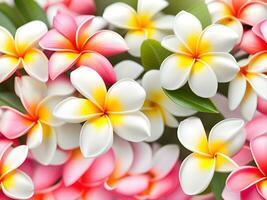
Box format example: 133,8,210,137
153,15,175,30
208,118,245,157
27,121,43,149
124,30,147,57
232,145,253,166
114,60,144,80
160,54,194,90
248,51,267,73
109,111,150,142
207,1,233,23
188,60,218,98
15,20,47,54
22,48,48,82
106,79,146,113
103,2,138,29
137,0,168,17
179,153,216,195
247,73,267,100
215,153,238,172
0,27,15,55
70,66,107,108
161,35,191,55
177,117,209,155
49,148,71,166
240,85,258,120
257,179,267,199
53,97,102,123
1,170,34,199
0,56,20,83
47,75,75,97
80,116,113,158
226,166,264,192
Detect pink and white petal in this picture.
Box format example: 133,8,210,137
150,145,179,180
226,166,264,192
199,24,238,54
53,97,101,123
39,29,76,51
240,86,258,120
0,107,34,139
15,76,47,117
103,3,138,29
143,108,164,142
47,75,75,97
189,60,218,98
228,74,247,110
238,2,267,26
129,142,152,174
160,54,194,90
15,20,47,54
247,74,267,100
80,116,113,158
109,111,150,142
200,52,239,82
106,79,146,113
0,56,20,83
49,52,80,80
114,60,144,80
70,66,107,108
22,48,48,82
124,30,147,57
248,51,267,73
246,114,267,141
161,35,191,55
56,123,81,150
252,19,267,41
63,149,94,186
49,148,71,166
177,117,210,155
173,11,202,52
76,52,116,85
0,140,12,161
1,145,28,177
215,153,238,172
250,134,267,176
85,16,108,35
179,153,216,195
258,97,267,115
26,121,43,149
232,145,253,166
0,27,16,55
137,0,168,17
1,169,34,200
153,15,175,30
84,30,128,56
31,124,57,165
256,179,267,199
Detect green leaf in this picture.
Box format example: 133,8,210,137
164,87,219,113
14,0,49,26
0,92,25,112
164,0,212,28
210,172,229,200
95,0,137,15
141,39,172,70
0,3,26,27
0,12,16,34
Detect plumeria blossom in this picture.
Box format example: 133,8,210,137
178,117,246,195
0,140,34,199
103,0,174,57
0,75,75,165
160,11,239,98
227,133,267,199
39,12,128,84
228,52,267,120
0,21,48,82
54,67,150,158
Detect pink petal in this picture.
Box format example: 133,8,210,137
232,144,253,166
0,140,12,161
257,179,267,199
258,97,267,115
84,30,128,56
226,166,264,192
53,183,83,200
0,107,34,139
252,20,267,41
77,52,116,85
231,0,249,12
246,114,267,141
68,0,96,15
75,15,94,49
251,133,267,175
240,185,265,200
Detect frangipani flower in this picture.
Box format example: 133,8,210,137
54,67,150,158
0,76,75,165
0,21,48,82
0,140,34,199
39,12,128,84
227,133,267,199
160,11,239,98
178,117,245,195
103,0,174,57
228,52,267,120
258,97,267,115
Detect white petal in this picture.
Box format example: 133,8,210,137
49,148,71,165
80,116,113,158
47,76,75,97
125,30,147,57
0,27,16,55
247,74,267,100
215,153,238,172
114,60,144,80
153,15,175,30
240,86,257,120
161,108,179,127
56,123,81,150
0,56,19,83
247,52,267,73
137,0,168,17
161,35,191,54
27,122,43,149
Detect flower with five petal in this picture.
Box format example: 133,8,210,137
178,117,245,195
160,11,239,98
228,52,267,120
39,12,128,84
53,67,150,158
0,21,48,83
227,133,267,199
103,0,174,57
